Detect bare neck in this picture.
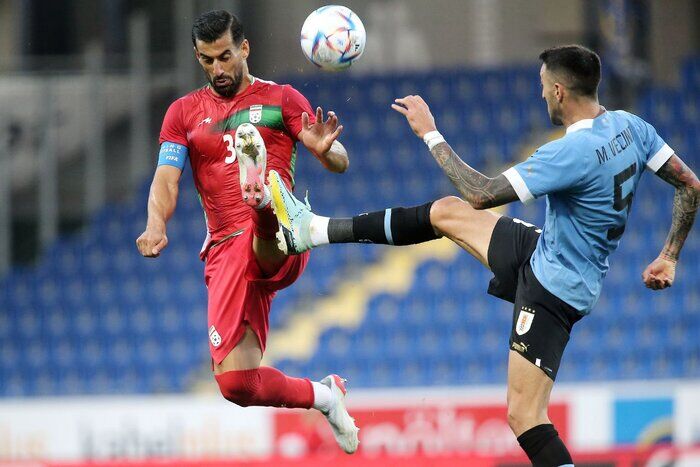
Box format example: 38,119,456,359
562,98,603,129
237,69,252,94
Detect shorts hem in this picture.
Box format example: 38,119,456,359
210,322,266,366
509,345,557,381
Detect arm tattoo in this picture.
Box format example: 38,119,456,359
430,141,518,209
655,155,700,261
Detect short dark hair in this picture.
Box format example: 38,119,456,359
191,10,245,46
539,45,601,98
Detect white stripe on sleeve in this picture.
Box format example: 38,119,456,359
383,208,394,245
503,167,535,204
646,143,674,172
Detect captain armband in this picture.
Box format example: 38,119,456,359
158,142,189,170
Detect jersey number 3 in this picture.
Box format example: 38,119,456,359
608,162,637,240
223,134,236,164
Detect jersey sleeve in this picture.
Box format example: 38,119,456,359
157,99,189,170
281,85,315,141
502,138,586,204
159,98,188,147
629,114,674,172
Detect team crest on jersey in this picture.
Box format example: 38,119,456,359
516,306,535,335
249,105,263,124
208,325,222,347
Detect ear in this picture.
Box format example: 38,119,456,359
193,46,200,60
554,82,565,103
239,39,250,60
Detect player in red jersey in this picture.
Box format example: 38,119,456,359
135,10,359,453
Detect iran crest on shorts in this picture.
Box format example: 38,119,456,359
516,306,535,335
208,325,222,347
249,105,263,124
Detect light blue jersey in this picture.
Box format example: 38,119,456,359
503,110,674,313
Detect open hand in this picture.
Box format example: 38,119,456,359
642,255,676,290
391,95,437,139
299,107,344,157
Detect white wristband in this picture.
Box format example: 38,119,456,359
423,130,445,150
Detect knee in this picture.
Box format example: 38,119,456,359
507,398,545,436
507,404,529,435
215,369,261,407
430,196,473,231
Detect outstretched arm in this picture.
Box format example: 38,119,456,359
642,154,700,289
392,95,517,209
429,141,519,209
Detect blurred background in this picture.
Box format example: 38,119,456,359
0,0,698,466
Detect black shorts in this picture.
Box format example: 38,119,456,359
487,216,582,380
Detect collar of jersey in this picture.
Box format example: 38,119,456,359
566,107,608,134
566,118,594,134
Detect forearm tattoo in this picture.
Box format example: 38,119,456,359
655,155,700,261
429,141,518,209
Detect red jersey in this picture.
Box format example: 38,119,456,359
159,77,314,258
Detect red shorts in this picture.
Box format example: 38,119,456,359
204,226,309,364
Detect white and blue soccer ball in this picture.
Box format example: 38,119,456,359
300,5,366,71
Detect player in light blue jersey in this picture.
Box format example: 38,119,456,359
501,106,674,312
267,45,700,466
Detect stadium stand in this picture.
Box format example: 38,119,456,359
1,58,698,396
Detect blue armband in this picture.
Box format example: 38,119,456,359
158,142,188,170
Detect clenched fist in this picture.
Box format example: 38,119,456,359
641,255,676,290
136,226,168,258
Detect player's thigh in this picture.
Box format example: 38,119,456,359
252,235,288,277
247,247,310,293
429,196,501,268
206,235,266,373
506,350,554,436
506,265,581,435
213,325,263,374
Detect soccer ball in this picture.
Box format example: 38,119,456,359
300,5,366,71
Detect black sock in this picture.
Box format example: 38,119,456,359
517,424,573,467
327,202,439,245
327,218,354,243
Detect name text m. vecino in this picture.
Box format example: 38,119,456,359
596,127,634,165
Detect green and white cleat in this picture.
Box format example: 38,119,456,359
268,170,315,255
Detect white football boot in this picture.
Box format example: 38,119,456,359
235,123,268,208
320,374,360,454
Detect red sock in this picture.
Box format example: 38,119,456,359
215,367,314,409
251,204,279,240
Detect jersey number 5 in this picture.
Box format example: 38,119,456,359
223,134,236,164
608,162,637,240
